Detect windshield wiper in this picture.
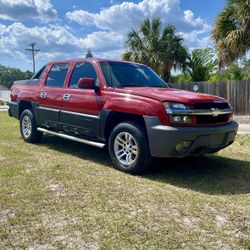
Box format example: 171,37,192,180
120,84,144,87
118,84,168,88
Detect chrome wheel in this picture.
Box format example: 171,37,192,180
21,115,32,138
114,132,138,166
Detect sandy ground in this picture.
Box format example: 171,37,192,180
234,115,250,124
0,105,8,111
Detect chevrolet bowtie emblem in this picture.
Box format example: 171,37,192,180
211,108,220,117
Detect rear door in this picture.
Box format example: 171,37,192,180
60,61,104,139
37,62,70,130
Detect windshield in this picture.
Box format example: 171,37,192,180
100,61,169,88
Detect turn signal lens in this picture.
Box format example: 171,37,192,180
183,115,192,123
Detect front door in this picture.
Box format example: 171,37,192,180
60,61,104,139
37,62,70,130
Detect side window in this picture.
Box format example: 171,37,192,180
45,63,70,88
69,62,97,88
32,66,45,80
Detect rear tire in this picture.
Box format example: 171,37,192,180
20,109,43,143
108,121,152,174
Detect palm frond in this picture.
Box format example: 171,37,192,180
122,17,187,81
212,0,250,66
185,48,218,81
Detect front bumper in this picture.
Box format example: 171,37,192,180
144,116,238,157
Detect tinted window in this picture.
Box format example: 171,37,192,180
32,66,45,79
100,61,168,88
69,62,97,88
45,63,70,88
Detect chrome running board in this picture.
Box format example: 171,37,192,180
37,127,105,148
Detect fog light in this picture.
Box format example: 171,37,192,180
175,141,192,153
170,115,192,124
172,115,183,123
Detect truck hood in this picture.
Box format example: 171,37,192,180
113,87,226,104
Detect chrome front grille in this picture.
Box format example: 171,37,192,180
193,102,231,125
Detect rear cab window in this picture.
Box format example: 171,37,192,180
21,66,46,85
32,66,46,80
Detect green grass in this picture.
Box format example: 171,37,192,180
0,111,250,249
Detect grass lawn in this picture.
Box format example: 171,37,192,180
0,111,250,249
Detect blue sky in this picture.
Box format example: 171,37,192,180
0,0,225,72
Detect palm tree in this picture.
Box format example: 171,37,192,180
122,18,187,82
211,0,250,67
185,48,218,81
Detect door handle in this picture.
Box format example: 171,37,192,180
40,92,47,99
63,94,70,101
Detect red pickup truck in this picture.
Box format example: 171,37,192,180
8,59,238,173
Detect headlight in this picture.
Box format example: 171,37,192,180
163,102,188,110
163,102,192,124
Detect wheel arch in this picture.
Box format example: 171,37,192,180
18,100,33,118
102,110,147,142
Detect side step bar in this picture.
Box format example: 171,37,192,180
37,127,105,148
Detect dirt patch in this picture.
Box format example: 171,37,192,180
215,215,227,227
0,155,6,161
0,209,16,224
46,183,66,197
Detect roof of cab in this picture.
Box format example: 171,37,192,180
46,58,144,66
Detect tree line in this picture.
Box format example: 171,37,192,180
0,65,33,89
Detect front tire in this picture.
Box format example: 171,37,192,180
108,121,152,174
20,109,43,143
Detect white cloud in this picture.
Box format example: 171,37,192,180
0,22,124,67
0,0,212,71
65,0,213,70
0,0,57,21
81,31,124,51
0,22,82,63
95,49,122,59
66,0,210,36
0,23,6,31
178,32,212,50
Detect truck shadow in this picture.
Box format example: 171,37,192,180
145,157,250,195
42,135,250,195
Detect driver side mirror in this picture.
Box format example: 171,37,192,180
78,78,95,89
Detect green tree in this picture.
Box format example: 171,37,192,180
170,72,192,83
242,59,250,79
122,18,188,82
24,70,33,79
211,0,250,67
0,65,33,89
185,48,218,82
209,61,250,82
